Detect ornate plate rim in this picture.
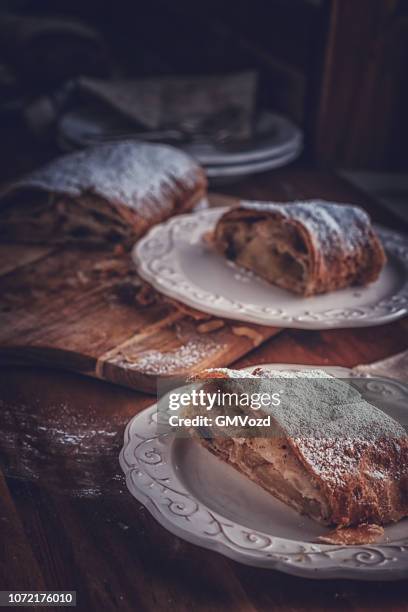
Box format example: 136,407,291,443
133,207,408,329
119,364,408,580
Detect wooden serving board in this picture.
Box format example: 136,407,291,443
0,195,280,393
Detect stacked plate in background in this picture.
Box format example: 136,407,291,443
179,112,302,182
57,109,303,183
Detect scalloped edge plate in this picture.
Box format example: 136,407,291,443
133,206,408,329
119,364,408,580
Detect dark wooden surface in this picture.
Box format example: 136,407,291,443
1,168,408,611
0,194,279,394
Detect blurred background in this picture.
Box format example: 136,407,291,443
0,0,407,216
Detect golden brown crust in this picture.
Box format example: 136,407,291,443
289,435,408,527
0,141,207,245
212,200,386,296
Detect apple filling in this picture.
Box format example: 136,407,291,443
196,433,331,524
217,219,309,294
0,192,132,245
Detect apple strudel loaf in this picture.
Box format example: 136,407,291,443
0,141,206,246
212,201,386,296
189,368,408,540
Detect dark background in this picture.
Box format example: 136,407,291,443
1,0,408,181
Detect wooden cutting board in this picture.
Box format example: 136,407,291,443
0,195,280,393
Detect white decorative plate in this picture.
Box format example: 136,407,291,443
119,364,408,580
133,207,408,329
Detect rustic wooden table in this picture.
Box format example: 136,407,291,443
1,169,408,611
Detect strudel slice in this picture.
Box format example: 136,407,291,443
0,141,206,246
212,201,386,296
190,368,408,541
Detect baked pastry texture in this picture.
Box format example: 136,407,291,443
0,141,206,246
189,367,408,542
212,200,386,296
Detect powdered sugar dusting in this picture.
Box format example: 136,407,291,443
111,338,223,376
205,366,408,510
5,141,203,222
223,367,405,440
197,367,258,379
240,199,371,255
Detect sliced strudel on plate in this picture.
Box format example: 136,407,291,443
189,367,408,544
212,201,386,296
